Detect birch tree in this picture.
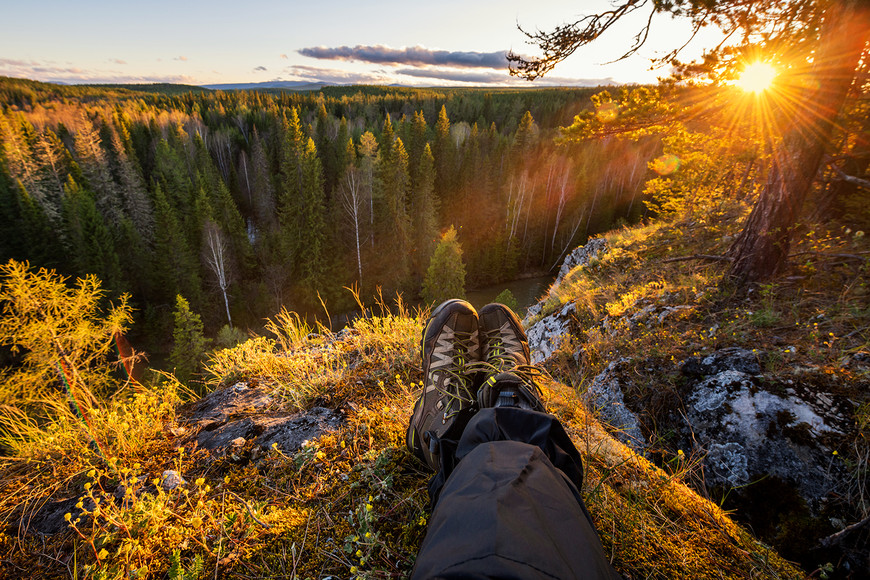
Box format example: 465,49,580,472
203,220,234,328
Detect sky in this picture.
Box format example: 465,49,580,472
0,0,727,87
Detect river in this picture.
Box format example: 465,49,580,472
464,274,554,318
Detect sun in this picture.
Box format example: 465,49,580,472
735,62,778,94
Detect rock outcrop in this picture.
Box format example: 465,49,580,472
677,349,853,502
182,382,343,457
582,359,645,450
524,237,608,364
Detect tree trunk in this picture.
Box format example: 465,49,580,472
727,0,869,285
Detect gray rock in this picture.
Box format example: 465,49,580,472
193,405,343,456
522,238,609,362
161,470,187,491
26,496,91,534
553,238,608,288
683,363,851,501
681,347,761,377
657,305,693,324
583,360,645,450
525,302,543,321
182,381,344,458
526,302,577,364
197,417,259,451
186,382,274,428
841,351,870,371
256,407,343,452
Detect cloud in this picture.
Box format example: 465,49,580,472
0,58,40,67
254,66,267,72
111,59,127,65
395,67,617,87
282,64,390,85
0,58,199,85
299,45,510,69
395,68,511,84
174,56,188,62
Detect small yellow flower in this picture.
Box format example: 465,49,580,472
833,450,839,456
350,566,358,574
133,463,141,470
356,549,363,557
195,478,205,487
365,503,373,512
315,451,326,461
84,483,91,491
224,475,230,484
64,513,71,521
87,469,96,478
191,516,203,528
97,548,108,560
75,501,83,510
365,531,372,539
340,441,346,449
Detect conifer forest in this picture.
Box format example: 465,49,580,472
0,78,651,353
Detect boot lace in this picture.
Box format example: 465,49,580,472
429,330,478,423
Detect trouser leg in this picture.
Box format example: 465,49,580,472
412,408,620,580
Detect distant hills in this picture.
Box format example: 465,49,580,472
202,80,334,91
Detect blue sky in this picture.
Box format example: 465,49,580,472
0,0,726,86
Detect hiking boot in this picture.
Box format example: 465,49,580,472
478,302,531,369
477,303,545,411
407,299,480,470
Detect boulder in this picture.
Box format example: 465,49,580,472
676,350,854,506
182,382,343,457
553,237,608,288
526,302,577,364
583,359,645,450
524,238,609,363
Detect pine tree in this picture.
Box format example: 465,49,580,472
433,105,454,201
375,134,412,288
152,183,204,308
410,143,439,278
250,128,276,228
299,138,327,289
407,110,428,181
73,115,122,227
62,176,124,295
512,111,538,161
358,131,379,248
422,225,466,305
106,123,154,243
276,107,307,267
169,294,211,385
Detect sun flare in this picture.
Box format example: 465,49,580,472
735,62,777,93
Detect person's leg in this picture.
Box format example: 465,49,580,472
413,408,620,580
409,302,619,579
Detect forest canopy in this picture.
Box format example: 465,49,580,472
0,77,653,352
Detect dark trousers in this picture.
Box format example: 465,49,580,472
412,408,621,580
